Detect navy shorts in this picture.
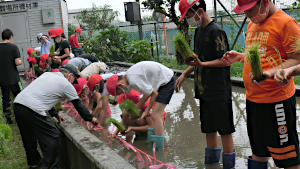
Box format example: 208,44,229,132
156,76,175,104
247,95,300,168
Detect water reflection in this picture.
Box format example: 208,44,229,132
82,69,300,168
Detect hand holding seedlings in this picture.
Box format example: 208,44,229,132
173,32,194,63
185,53,202,67
246,44,266,82
274,68,292,86
221,50,244,65
91,117,99,126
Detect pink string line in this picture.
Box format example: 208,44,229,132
22,66,36,84
61,101,177,169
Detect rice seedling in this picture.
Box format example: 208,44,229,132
31,51,37,58
49,45,55,57
106,117,125,132
119,99,140,119
245,43,265,82
173,32,194,63
55,101,63,111
99,96,116,104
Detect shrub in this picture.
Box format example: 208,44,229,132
124,40,153,63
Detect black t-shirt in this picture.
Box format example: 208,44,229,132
0,43,21,85
194,20,231,101
59,40,70,62
55,42,60,51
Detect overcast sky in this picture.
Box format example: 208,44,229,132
66,0,215,21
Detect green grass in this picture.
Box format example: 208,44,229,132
0,95,27,169
158,56,189,70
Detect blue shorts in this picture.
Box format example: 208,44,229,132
156,76,175,104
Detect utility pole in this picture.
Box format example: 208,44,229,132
136,0,143,40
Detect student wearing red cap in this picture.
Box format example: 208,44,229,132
69,28,85,57
48,28,55,37
87,74,111,125
0,29,22,124
175,0,235,167
51,28,71,65
106,61,175,150
74,77,89,108
27,48,37,76
222,0,300,168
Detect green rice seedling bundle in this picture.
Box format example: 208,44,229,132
49,45,55,57
55,101,63,111
99,96,116,104
173,32,194,63
106,117,125,132
119,99,140,119
31,51,37,58
246,44,265,82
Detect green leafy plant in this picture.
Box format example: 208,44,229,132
124,40,153,63
55,101,63,111
119,99,140,119
49,45,55,57
106,117,125,132
99,96,116,104
31,51,37,58
68,23,77,37
245,44,265,82
0,111,12,154
173,32,194,63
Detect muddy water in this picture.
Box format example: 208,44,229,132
97,67,300,168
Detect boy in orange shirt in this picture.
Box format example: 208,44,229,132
222,0,300,168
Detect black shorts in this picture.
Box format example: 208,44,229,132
247,95,300,168
156,76,175,104
199,99,235,135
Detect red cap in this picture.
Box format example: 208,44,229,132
61,59,70,66
74,78,87,95
39,53,49,69
75,28,82,35
106,74,118,96
51,28,64,38
178,0,199,22
31,58,37,66
48,28,55,36
233,0,258,15
117,89,140,105
52,68,59,72
27,48,34,56
87,74,103,93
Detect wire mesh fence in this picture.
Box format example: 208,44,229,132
116,9,300,58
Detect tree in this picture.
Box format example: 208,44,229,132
75,3,119,32
142,0,190,64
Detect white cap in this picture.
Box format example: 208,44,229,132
37,33,43,39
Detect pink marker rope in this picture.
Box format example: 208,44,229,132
61,102,177,169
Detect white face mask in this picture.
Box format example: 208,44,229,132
55,37,62,43
186,9,202,27
249,2,269,24
121,84,131,95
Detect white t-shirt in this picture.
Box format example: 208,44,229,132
126,61,173,96
102,72,126,96
14,72,79,116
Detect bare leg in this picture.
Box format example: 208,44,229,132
206,132,218,148
221,134,234,153
151,102,167,136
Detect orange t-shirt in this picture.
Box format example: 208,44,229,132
243,10,300,103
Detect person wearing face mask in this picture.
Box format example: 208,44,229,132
175,0,235,168
221,0,300,168
0,29,22,124
37,33,51,55
13,64,98,169
69,28,85,57
87,74,111,126
51,28,71,65
105,61,175,151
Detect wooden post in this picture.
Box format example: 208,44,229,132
162,16,168,57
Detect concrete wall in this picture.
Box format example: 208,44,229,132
50,112,135,169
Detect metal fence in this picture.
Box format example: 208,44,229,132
116,9,300,58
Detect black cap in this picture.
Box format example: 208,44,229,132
60,64,79,84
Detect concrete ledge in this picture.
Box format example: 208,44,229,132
50,112,135,169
